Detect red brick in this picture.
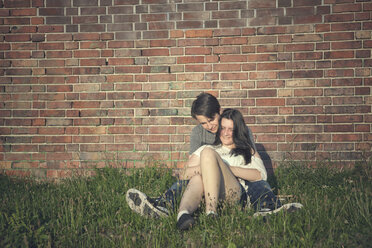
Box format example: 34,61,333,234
333,59,362,68
220,37,248,45
185,65,212,72
333,3,362,13
355,124,370,132
325,124,354,132
177,56,204,64
142,13,167,22
285,43,314,52
212,10,239,20
185,30,213,38
325,32,355,41
11,8,37,16
248,89,277,98
325,12,355,22
294,15,322,24
142,49,169,56
325,69,354,78
250,71,277,80
257,62,285,70
220,55,248,62
332,134,362,142
185,47,211,55
221,72,248,80
331,41,362,50
256,98,285,106
5,34,31,42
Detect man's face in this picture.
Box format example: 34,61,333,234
220,118,235,148
195,113,220,134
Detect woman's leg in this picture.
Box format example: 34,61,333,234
178,174,204,214
200,147,241,214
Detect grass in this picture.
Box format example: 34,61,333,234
0,161,371,247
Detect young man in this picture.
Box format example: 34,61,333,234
126,93,299,219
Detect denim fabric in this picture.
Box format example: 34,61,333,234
244,180,282,211
163,180,189,210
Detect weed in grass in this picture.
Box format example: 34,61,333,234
0,161,371,247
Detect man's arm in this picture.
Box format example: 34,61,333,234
189,125,203,155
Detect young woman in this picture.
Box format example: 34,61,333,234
176,108,268,230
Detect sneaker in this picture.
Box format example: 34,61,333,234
206,211,218,219
253,203,303,218
126,188,169,218
176,213,195,230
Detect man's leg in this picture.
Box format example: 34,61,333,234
246,180,281,211
162,180,189,210
246,180,304,218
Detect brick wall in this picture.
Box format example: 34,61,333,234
0,0,371,179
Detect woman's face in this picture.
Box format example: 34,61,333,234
195,113,220,134
220,118,235,148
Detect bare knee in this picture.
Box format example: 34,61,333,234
200,147,218,159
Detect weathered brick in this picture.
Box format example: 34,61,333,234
184,64,211,72
249,71,277,80
176,21,203,29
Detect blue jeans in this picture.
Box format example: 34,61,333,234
244,180,282,211
163,180,189,210
163,179,281,211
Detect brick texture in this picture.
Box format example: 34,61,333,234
0,0,371,179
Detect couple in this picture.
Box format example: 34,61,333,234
126,93,302,230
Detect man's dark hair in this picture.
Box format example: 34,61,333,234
213,108,255,164
191,93,220,119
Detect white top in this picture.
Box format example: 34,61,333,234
193,144,267,190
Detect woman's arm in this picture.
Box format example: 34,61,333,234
231,150,267,182
229,167,262,182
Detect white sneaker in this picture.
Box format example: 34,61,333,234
126,188,169,218
253,203,303,218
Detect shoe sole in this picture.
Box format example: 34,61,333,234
126,188,168,218
177,215,195,230
253,203,303,218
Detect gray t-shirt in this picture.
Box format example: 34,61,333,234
189,124,257,154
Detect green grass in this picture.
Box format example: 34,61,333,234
0,161,371,247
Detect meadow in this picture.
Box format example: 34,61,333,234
0,161,371,247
